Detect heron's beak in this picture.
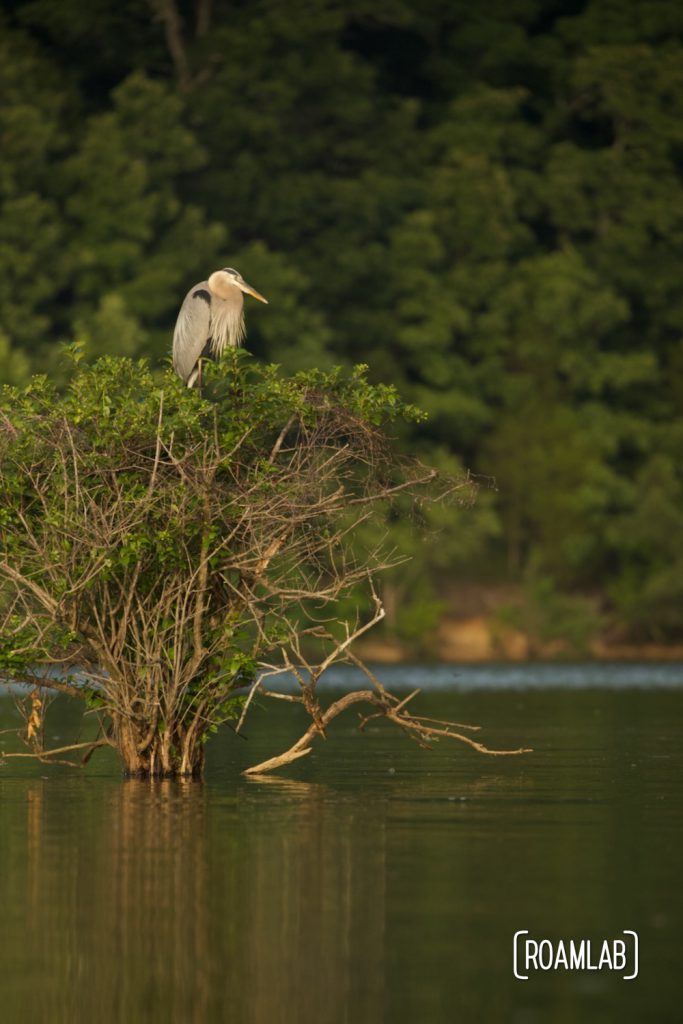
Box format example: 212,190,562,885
240,281,268,304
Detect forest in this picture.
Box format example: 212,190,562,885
1,0,682,652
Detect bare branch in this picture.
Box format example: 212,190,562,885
244,680,532,775
0,561,59,616
1,738,113,761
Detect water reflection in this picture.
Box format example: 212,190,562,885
6,780,210,1021
2,773,390,1023
233,777,386,1024
0,682,681,1023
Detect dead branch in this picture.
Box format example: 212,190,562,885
244,682,533,775
8,675,88,699
1,738,113,762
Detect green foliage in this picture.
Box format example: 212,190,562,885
1,0,682,642
0,355,431,770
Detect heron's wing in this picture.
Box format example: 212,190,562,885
172,283,212,384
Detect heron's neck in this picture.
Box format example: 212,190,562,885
211,299,246,355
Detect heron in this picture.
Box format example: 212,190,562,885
172,267,268,387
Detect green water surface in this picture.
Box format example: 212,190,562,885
0,669,681,1023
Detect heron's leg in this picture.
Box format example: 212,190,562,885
197,358,203,391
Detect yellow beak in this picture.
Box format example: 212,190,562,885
241,281,268,304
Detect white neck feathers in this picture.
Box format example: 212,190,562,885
207,273,246,355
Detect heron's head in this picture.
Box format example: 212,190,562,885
208,267,268,303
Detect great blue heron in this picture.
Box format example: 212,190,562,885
172,267,268,387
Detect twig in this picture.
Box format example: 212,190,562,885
146,390,164,498
1,737,112,760
392,688,421,713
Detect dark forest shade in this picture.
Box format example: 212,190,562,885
1,0,682,643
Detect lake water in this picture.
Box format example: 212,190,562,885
1,663,682,1023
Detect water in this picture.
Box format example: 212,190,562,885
1,664,682,1023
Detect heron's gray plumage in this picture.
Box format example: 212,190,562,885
172,267,267,387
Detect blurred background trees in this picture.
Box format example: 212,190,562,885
1,0,682,648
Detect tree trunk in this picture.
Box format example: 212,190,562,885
114,717,205,778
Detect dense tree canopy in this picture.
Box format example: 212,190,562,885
1,0,682,644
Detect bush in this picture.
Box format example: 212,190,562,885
1,354,529,775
